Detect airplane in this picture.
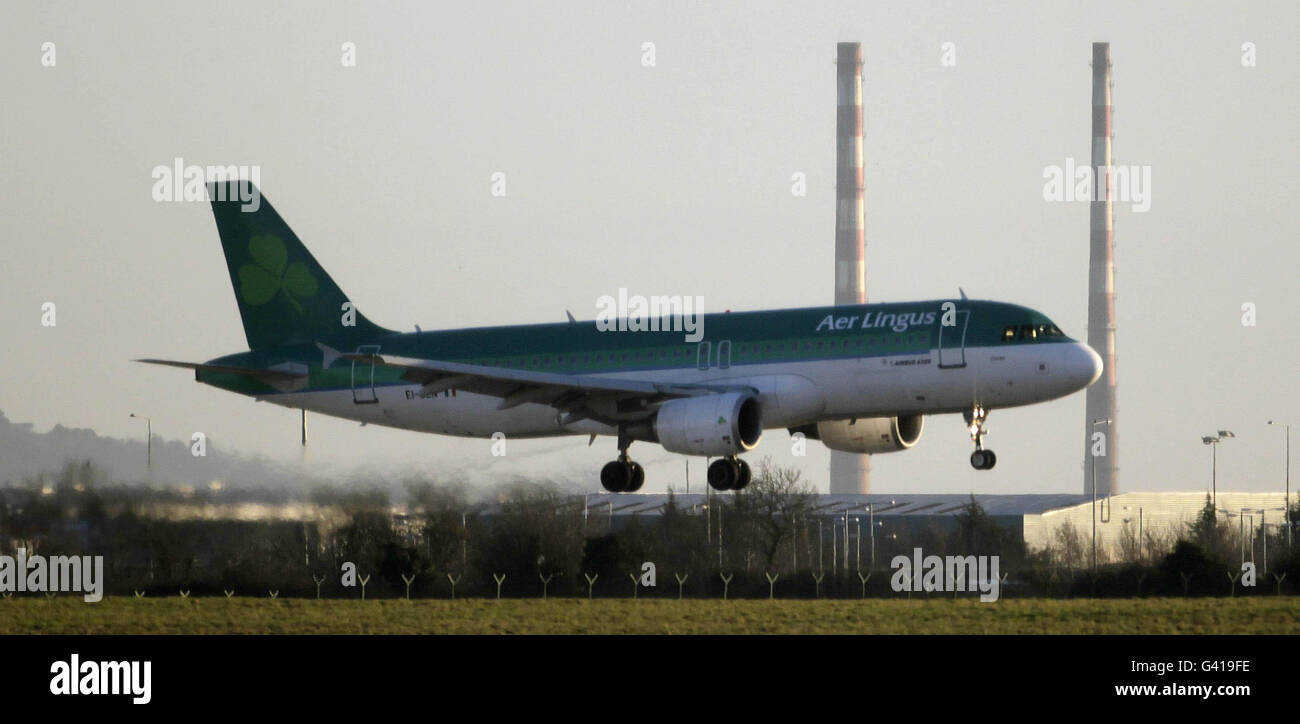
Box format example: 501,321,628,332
141,181,1103,493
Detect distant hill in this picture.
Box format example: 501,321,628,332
0,409,316,489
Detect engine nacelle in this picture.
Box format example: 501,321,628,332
812,415,924,454
654,392,763,456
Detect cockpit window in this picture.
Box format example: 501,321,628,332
1002,322,1066,342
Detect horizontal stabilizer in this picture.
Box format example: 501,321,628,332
135,359,307,382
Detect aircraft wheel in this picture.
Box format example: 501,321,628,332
627,462,645,492
601,460,630,492
707,458,738,491
733,459,752,490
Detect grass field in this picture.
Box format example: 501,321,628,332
2,596,1297,634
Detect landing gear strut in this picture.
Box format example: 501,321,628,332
600,433,645,492
707,456,751,491
964,404,996,471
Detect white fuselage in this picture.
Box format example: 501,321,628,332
258,341,1100,442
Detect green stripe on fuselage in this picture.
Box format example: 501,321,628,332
197,299,1074,396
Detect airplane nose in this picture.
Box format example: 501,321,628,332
1074,343,1103,387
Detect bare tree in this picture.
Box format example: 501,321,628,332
1052,521,1086,569
1117,518,1142,564
731,458,815,573
405,477,470,574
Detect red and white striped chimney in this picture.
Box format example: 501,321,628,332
1085,42,1119,496
830,42,870,494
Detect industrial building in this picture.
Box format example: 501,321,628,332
580,491,1292,566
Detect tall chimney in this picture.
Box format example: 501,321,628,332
1085,42,1119,496
830,42,870,494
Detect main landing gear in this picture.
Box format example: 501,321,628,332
965,404,997,471
707,456,751,491
600,434,645,492
601,454,645,493
597,434,752,494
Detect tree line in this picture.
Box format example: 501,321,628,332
1,460,1296,598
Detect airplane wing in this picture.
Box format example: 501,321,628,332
340,350,754,427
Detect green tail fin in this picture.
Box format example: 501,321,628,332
207,181,391,350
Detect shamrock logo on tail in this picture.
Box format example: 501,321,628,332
238,234,319,313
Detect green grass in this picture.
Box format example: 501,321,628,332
2,597,1298,634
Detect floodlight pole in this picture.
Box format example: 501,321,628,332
705,493,711,545
1261,509,1267,575
1269,421,1291,549
717,504,723,569
868,504,875,571
461,512,468,569
1202,431,1233,513
1090,418,1110,569
1212,440,1217,510
818,519,824,575
129,413,151,474
1248,512,1255,566
1240,510,1246,565
1138,507,1143,562
792,516,798,570
844,510,850,574
855,517,861,573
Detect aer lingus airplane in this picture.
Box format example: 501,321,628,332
142,182,1102,493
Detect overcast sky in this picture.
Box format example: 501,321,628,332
2,1,1296,496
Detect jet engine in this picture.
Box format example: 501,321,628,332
803,415,924,454
653,392,763,456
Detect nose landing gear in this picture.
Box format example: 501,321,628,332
970,449,997,470
965,405,996,470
